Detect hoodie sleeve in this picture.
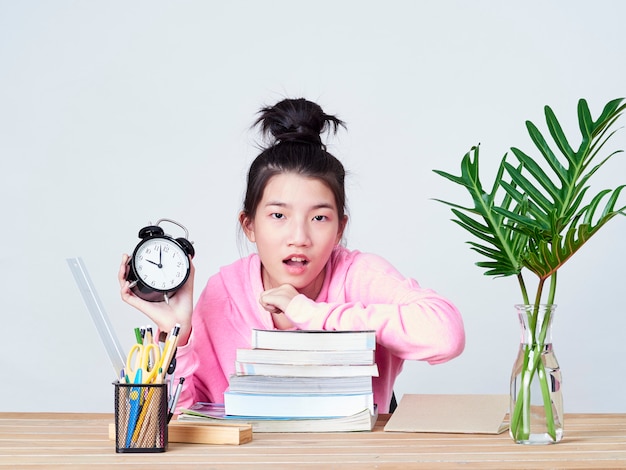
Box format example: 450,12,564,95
283,252,465,364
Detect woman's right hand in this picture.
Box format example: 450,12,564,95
118,254,194,346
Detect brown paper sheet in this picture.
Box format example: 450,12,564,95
383,394,509,434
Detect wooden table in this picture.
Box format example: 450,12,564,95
1,412,626,469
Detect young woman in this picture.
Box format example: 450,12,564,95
119,98,465,413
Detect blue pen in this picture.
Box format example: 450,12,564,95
125,369,143,447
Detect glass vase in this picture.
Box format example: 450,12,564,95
509,304,563,444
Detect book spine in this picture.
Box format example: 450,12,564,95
235,362,379,378
251,330,376,351
236,349,375,365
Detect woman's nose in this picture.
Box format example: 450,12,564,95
288,220,311,246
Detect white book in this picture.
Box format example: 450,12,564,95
234,361,379,377
251,329,376,351
224,391,375,418
236,348,375,365
228,374,373,395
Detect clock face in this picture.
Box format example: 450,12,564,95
132,237,190,292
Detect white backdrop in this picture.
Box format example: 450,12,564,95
1,1,625,413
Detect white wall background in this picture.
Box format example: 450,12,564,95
1,1,625,413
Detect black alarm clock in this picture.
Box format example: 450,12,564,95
126,218,195,303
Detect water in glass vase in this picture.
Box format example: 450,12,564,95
509,304,563,444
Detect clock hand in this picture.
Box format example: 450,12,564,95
146,259,163,268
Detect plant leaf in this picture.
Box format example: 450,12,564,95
433,145,524,277
433,97,626,292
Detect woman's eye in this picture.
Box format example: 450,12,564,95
271,213,284,219
313,215,327,221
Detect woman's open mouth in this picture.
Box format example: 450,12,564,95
283,256,309,267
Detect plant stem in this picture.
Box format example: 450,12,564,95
547,272,557,305
510,274,530,438
529,278,545,334
517,273,530,305
536,272,558,440
536,307,556,440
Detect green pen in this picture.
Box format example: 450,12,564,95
134,327,142,344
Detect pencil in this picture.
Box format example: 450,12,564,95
158,324,180,381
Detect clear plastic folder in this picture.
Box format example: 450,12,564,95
67,257,126,377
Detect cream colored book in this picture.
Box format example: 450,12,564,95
384,394,509,434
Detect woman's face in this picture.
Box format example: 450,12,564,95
242,172,346,299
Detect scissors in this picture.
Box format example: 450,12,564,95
125,342,161,384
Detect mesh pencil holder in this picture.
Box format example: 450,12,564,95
114,382,168,453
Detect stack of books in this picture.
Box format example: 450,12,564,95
179,329,379,432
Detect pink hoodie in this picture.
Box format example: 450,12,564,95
173,246,465,413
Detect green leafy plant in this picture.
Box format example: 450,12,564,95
433,98,626,442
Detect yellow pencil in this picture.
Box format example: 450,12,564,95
157,324,180,381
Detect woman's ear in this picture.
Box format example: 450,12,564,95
336,215,348,244
239,211,256,243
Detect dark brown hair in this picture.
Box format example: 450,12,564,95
242,98,347,222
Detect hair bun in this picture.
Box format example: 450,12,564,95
255,98,345,146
